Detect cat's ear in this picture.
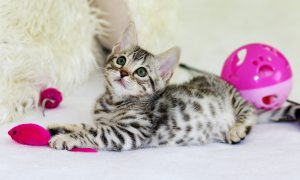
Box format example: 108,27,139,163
157,47,181,82
112,22,138,53
111,43,121,54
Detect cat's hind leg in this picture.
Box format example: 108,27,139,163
225,94,257,144
225,122,253,144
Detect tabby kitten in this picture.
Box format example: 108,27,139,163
48,24,298,151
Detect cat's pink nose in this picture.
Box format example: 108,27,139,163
120,70,129,78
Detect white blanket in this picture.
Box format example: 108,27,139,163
1,74,299,180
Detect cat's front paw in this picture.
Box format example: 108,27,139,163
49,134,80,150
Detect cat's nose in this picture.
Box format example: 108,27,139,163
120,70,129,78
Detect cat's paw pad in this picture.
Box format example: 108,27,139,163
226,125,248,144
49,134,80,150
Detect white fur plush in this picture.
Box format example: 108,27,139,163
126,0,178,53
0,0,106,123
0,0,178,124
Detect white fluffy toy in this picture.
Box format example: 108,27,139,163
0,0,107,123
0,0,178,123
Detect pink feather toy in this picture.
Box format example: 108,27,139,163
8,123,97,153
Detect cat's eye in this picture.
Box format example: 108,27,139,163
116,56,126,66
135,67,147,77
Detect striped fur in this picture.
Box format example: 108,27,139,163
48,72,257,151
179,63,300,124
48,24,259,151
257,104,300,123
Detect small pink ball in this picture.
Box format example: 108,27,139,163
40,88,63,109
221,43,292,110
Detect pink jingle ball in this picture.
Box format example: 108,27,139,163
221,43,292,110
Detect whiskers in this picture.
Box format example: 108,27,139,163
96,65,106,71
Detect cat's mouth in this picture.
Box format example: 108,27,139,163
114,78,126,88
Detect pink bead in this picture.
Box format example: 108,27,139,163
40,88,63,109
221,43,292,110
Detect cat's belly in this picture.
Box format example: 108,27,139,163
148,96,236,147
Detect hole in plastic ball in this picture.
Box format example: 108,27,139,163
236,49,247,66
259,65,274,77
262,95,277,105
252,61,258,66
263,46,273,52
254,76,259,81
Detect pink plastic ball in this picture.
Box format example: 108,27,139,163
221,43,292,110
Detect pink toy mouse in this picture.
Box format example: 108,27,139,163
8,123,97,153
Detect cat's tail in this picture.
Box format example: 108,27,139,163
257,103,300,123
179,63,217,76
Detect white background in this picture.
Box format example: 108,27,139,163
173,0,300,102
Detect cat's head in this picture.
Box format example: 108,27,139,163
104,23,180,98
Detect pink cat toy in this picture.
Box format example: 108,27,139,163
8,88,97,152
40,88,63,116
8,123,97,153
221,43,292,110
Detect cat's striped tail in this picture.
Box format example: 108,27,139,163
257,103,300,123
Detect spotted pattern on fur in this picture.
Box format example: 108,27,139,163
48,24,258,151
48,52,258,151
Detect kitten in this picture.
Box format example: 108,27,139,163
47,23,299,151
